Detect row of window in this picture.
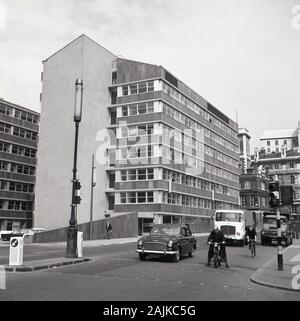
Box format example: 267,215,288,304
122,81,154,96
121,102,154,116
161,82,237,138
204,145,239,168
0,122,38,141
0,141,37,158
204,163,239,183
120,123,154,137
120,191,154,203
121,168,154,181
0,104,39,124
267,139,287,146
267,162,298,170
162,192,236,210
163,169,239,198
240,195,267,207
0,200,33,211
0,180,34,193
119,145,153,159
162,145,239,183
269,174,298,185
162,103,239,154
162,145,203,169
241,180,266,190
0,161,35,176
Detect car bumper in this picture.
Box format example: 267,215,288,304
136,249,177,255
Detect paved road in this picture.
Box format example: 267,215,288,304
0,238,299,301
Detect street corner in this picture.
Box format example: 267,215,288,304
250,245,300,292
4,257,92,273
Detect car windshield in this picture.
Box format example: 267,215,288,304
263,218,286,225
151,226,181,235
215,212,242,222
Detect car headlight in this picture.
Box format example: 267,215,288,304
167,240,173,247
138,239,143,246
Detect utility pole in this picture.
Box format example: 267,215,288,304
276,207,283,270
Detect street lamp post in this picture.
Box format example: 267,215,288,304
66,79,83,258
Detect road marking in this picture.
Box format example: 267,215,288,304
155,279,160,282
177,281,182,284
224,285,228,288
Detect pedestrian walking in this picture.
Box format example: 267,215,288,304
106,220,112,239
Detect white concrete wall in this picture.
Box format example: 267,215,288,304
34,35,115,230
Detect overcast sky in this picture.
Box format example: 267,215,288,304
0,0,299,150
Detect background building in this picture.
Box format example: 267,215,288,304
260,125,300,154
238,127,269,213
253,121,300,216
0,98,39,230
35,35,240,239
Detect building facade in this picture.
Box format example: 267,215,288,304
0,99,39,230
260,126,299,154
253,122,300,216
238,127,269,213
35,35,240,236
239,165,269,212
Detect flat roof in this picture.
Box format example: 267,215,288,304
261,129,297,140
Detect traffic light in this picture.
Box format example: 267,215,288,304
280,186,293,206
269,181,280,208
74,180,81,204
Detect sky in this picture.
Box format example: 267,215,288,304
0,0,299,150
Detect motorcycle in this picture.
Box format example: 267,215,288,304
209,241,222,268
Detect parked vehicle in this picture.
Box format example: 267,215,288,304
0,228,35,241
136,224,197,262
261,213,292,246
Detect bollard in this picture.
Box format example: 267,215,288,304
9,237,24,266
77,231,83,258
0,265,5,289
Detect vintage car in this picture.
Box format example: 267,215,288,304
136,224,197,262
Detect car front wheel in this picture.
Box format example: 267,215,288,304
188,246,195,257
173,247,181,262
139,253,146,261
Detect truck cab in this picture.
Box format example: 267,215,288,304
261,213,292,246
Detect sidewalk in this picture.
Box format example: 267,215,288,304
250,239,300,292
2,233,209,272
28,233,209,248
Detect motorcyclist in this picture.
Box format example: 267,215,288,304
246,226,257,256
206,225,230,268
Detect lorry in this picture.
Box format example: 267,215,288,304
214,210,256,246
261,212,293,246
